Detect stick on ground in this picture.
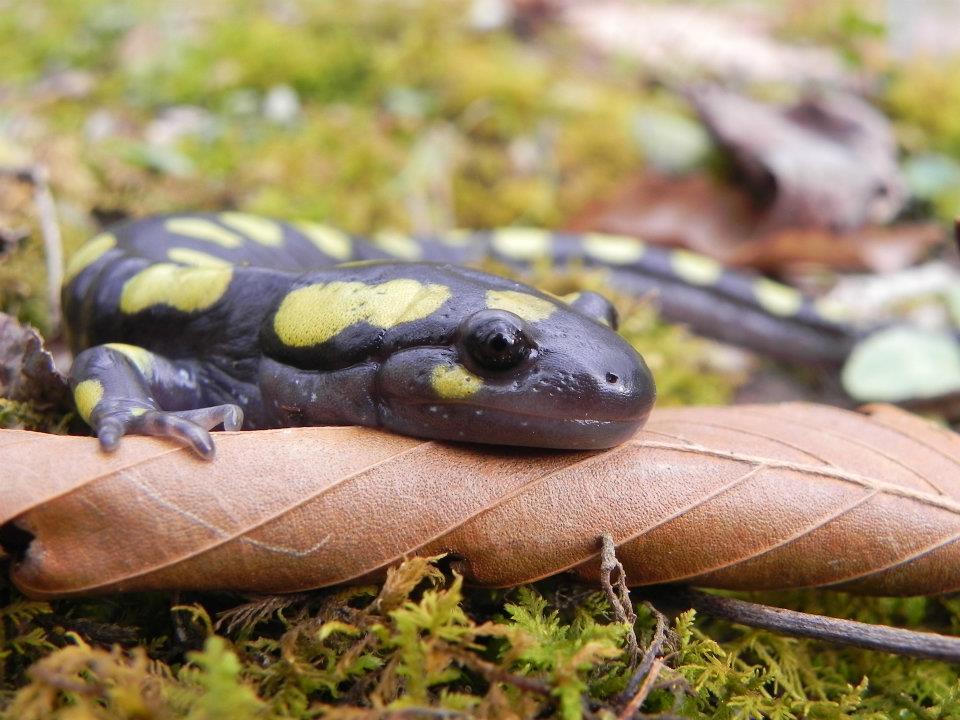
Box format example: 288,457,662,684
0,165,63,333
649,586,960,663
600,533,640,663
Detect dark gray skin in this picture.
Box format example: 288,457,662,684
66,216,655,457
257,262,655,450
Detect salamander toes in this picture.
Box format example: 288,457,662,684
89,403,244,460
223,405,244,431
138,411,216,459
171,404,244,432
96,417,125,452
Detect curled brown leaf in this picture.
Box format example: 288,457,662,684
3,403,960,598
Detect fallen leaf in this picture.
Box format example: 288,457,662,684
4,403,960,598
691,87,907,232
0,312,70,411
568,173,943,274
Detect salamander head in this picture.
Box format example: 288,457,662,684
375,289,656,450
261,264,655,449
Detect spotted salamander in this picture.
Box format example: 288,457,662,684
63,213,855,458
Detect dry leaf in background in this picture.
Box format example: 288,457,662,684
3,403,960,599
0,312,70,415
568,173,943,274
690,87,906,232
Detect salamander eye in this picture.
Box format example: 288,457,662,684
462,310,531,371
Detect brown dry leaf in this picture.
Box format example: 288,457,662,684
4,403,960,599
568,173,943,274
691,87,906,232
0,312,70,411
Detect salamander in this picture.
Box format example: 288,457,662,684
63,212,856,458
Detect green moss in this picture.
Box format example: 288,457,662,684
4,560,960,719
775,0,884,68
175,636,268,719
886,59,960,157
125,13,376,108
882,59,960,223
0,399,59,434
0,0,135,84
495,587,628,718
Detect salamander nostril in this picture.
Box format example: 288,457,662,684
605,372,619,384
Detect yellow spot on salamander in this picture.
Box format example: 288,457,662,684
755,278,803,316
104,343,154,374
671,250,723,285
295,222,352,260
64,233,115,284
583,233,646,264
431,364,483,399
559,291,582,304
813,297,849,323
491,228,551,261
120,263,234,315
274,279,451,347
219,212,284,246
130,407,147,417
168,247,232,268
166,217,243,248
486,290,556,322
74,379,103,423
373,231,422,260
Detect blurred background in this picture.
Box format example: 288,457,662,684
3,0,960,414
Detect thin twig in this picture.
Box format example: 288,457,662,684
615,601,668,707
29,665,103,696
651,674,693,715
442,644,553,696
215,592,312,634
655,586,960,663
649,675,691,695
599,533,639,662
0,165,63,332
30,167,63,331
617,657,663,720
601,534,678,719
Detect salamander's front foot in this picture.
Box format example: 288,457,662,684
94,404,244,460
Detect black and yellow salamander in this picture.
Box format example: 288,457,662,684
63,212,856,458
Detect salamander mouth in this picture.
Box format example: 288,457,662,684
396,396,647,424
377,401,651,450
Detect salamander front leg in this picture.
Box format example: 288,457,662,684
70,343,243,459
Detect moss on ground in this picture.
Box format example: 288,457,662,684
1,1,958,717
3,560,960,719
